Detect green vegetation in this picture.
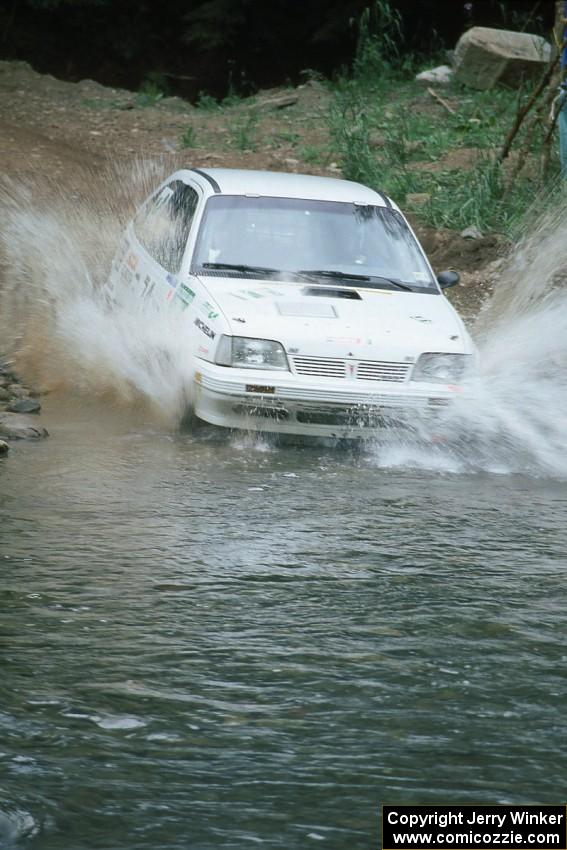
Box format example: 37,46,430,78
328,78,553,233
195,91,221,111
326,1,561,235
180,125,197,148
298,144,328,166
228,108,259,151
134,72,170,106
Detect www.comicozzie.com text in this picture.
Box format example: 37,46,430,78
386,809,565,846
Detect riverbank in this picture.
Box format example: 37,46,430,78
0,360,48,449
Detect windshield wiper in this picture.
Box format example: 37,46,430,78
197,263,296,277
299,269,372,282
299,269,414,291
199,262,284,276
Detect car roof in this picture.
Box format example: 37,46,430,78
183,167,392,206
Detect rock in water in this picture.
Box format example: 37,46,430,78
0,440,9,455
7,397,41,414
0,413,48,440
454,27,551,90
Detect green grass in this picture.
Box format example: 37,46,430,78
271,130,301,147
180,126,197,148
228,109,259,151
328,67,561,234
135,72,169,107
196,92,220,111
298,144,328,165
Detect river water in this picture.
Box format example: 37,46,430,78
2,393,567,849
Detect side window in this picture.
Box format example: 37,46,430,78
133,181,198,274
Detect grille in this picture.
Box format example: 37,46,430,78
357,360,410,383
292,356,410,383
292,356,346,378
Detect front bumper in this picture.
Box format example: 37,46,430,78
193,362,462,439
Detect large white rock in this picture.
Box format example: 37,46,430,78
454,27,551,90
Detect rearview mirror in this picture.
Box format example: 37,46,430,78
437,270,460,289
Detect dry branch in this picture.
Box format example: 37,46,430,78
497,53,561,163
427,87,456,115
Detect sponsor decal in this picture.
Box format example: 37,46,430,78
326,336,362,345
232,317,246,323
197,345,209,355
127,252,139,270
194,318,216,339
410,315,432,324
142,276,155,300
176,284,196,309
230,288,285,301
200,300,219,319
166,273,178,289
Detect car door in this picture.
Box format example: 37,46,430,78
113,176,201,309
125,178,201,311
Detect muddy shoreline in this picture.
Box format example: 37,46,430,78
0,361,48,450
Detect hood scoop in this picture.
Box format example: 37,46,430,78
302,286,362,300
276,301,337,318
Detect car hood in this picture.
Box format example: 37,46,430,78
197,276,471,361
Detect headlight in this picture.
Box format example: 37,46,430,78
215,336,290,371
412,353,471,384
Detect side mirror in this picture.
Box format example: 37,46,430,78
437,270,460,289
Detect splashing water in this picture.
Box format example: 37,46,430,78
1,164,567,476
0,161,195,422
447,195,567,478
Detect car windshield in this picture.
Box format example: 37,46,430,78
192,195,436,290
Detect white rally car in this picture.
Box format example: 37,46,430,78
107,168,474,438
